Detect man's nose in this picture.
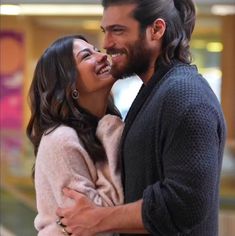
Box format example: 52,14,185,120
102,33,115,50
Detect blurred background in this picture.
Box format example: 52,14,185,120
0,0,235,235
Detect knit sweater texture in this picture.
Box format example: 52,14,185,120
121,60,226,236
34,114,124,235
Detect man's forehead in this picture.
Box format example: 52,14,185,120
101,4,137,28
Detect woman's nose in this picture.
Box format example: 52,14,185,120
96,52,108,63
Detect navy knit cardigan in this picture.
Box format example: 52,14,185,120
121,60,226,236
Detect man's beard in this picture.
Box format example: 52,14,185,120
110,36,152,80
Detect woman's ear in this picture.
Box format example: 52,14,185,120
150,18,166,40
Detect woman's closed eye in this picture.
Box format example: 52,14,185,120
81,52,92,60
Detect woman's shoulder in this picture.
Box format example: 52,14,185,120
36,125,85,163
47,125,76,135
41,125,79,146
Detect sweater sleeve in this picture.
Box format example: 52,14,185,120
142,101,225,235
96,115,124,206
34,126,109,235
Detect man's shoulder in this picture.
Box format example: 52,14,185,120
156,63,209,95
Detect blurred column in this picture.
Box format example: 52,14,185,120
1,15,35,178
221,15,235,150
22,17,34,132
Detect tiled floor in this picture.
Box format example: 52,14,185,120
0,187,37,236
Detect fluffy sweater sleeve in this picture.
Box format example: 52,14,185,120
34,115,124,235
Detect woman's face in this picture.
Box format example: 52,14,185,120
73,39,115,95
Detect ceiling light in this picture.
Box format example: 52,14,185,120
0,4,103,16
211,5,235,16
0,4,21,15
206,42,223,52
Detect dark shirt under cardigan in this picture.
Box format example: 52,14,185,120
120,60,226,236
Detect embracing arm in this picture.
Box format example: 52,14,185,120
57,188,147,235
56,117,148,235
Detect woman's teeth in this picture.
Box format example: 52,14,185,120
98,65,110,74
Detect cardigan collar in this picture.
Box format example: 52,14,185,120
120,59,184,185
124,59,182,127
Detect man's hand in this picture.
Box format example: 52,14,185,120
57,188,147,236
56,188,103,236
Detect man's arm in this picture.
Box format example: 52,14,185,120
56,188,148,236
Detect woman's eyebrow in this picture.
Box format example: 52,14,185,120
76,46,99,58
76,48,91,58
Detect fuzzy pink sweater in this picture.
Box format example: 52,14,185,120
34,115,124,235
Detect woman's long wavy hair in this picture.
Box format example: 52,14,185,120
102,0,196,65
26,35,121,177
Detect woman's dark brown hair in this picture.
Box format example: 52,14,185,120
26,35,121,177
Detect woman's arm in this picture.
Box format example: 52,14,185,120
34,126,111,234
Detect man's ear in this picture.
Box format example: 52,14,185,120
150,18,166,40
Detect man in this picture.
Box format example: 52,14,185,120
56,0,226,235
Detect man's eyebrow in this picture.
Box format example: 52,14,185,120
100,25,126,31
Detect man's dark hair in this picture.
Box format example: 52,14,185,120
102,0,196,65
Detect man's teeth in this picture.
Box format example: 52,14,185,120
111,53,122,58
98,66,110,74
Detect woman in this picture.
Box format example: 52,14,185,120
27,35,124,235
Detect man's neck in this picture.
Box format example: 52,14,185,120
139,66,155,85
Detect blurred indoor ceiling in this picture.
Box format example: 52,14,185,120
1,0,235,3
0,0,234,16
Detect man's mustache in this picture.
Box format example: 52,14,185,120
106,48,126,55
